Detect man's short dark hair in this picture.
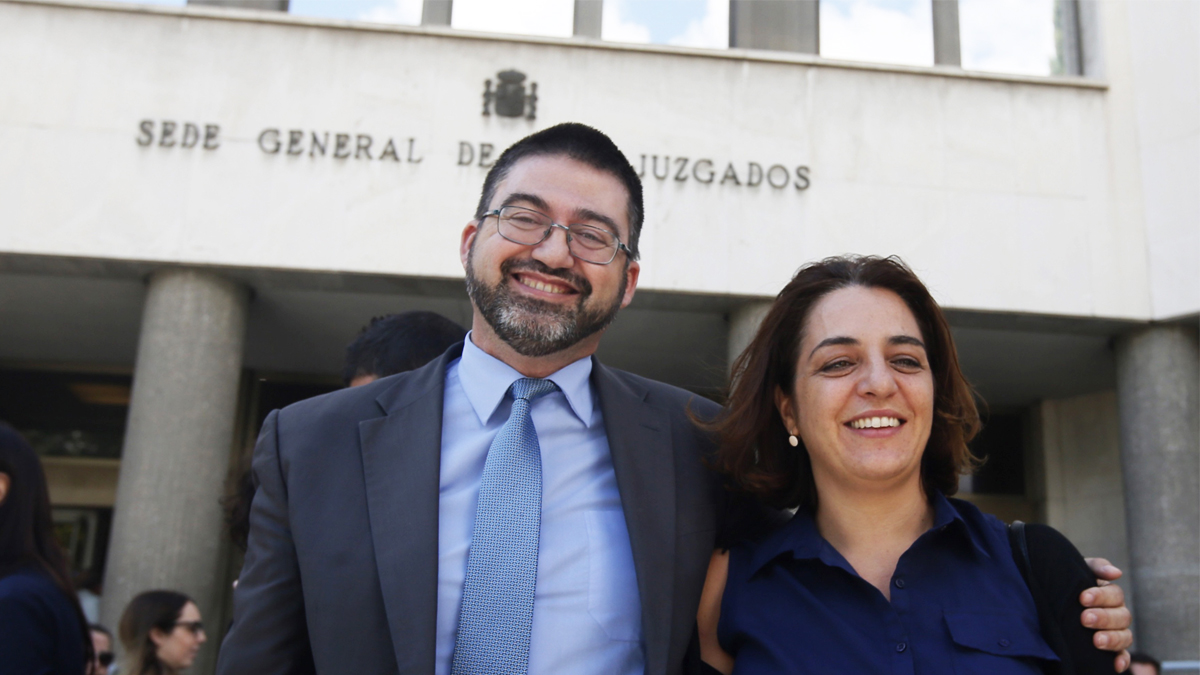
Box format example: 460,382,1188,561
473,122,644,260
342,311,466,385
1130,653,1162,674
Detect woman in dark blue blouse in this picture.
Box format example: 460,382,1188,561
696,256,1128,675
0,422,91,675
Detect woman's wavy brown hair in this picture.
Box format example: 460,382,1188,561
708,255,981,512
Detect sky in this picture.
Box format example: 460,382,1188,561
130,0,1062,76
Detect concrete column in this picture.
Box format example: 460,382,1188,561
729,0,818,54
728,302,772,374
100,269,248,674
931,0,961,66
422,0,452,26
574,0,603,39
1115,324,1199,662
187,0,289,10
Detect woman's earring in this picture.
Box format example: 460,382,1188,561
788,434,799,447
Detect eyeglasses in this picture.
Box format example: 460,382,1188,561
174,620,205,636
488,205,632,265
96,651,114,667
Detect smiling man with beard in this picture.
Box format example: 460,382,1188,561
216,123,1133,675
217,123,731,675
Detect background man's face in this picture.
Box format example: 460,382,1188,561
461,154,640,357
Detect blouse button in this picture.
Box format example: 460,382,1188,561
894,578,905,589
896,642,907,653
998,639,1011,648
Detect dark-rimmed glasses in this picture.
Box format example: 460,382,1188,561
488,205,632,265
174,620,205,636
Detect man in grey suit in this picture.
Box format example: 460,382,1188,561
217,123,1132,675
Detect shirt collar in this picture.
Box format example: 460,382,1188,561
748,491,986,576
457,332,595,426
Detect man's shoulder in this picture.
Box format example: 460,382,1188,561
593,361,722,419
274,362,444,431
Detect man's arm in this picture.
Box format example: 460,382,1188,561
216,409,316,675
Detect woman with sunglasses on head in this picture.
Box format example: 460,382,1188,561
0,422,92,675
119,590,207,675
697,256,1129,674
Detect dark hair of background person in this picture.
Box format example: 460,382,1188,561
0,421,94,666
472,122,645,260
224,311,466,552
1130,652,1162,674
705,255,981,512
118,590,192,675
341,311,467,387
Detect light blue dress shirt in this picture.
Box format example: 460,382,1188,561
436,335,644,675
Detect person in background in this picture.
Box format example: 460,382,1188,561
0,421,91,675
1129,652,1162,675
118,590,206,675
342,311,467,387
87,624,115,675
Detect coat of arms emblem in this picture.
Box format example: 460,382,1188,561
483,70,537,120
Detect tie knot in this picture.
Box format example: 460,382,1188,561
509,377,558,402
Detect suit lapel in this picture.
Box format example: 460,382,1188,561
359,346,462,675
593,360,676,675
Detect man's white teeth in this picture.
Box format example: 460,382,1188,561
522,277,567,294
850,417,901,429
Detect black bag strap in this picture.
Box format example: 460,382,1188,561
1009,521,1075,675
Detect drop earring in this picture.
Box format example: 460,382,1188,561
788,434,799,447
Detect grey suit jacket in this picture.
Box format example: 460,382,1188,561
216,343,724,675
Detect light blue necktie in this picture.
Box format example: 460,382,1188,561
451,377,559,675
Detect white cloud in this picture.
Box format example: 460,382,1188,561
666,0,728,49
602,0,653,44
358,0,422,25
820,0,933,67
959,0,1057,76
452,0,574,38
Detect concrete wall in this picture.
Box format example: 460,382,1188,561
1122,0,1199,321
0,0,1168,322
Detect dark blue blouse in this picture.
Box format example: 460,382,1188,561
718,493,1058,674
0,566,86,675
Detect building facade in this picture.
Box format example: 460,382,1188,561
0,0,1196,671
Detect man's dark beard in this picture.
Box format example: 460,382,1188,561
465,251,626,358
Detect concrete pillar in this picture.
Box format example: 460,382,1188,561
422,0,452,26
729,0,818,54
931,0,961,66
187,0,289,10
1115,323,1199,662
728,302,772,374
574,0,602,39
101,269,248,674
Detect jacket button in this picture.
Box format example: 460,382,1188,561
998,639,1011,648
894,578,905,589
896,642,907,653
